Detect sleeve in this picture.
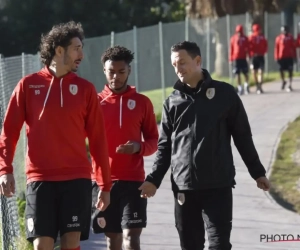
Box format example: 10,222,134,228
86,85,111,191
227,90,266,180
230,37,234,61
0,80,26,176
274,36,279,60
145,100,173,188
138,97,159,156
248,36,253,57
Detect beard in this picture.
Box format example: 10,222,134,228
109,75,129,91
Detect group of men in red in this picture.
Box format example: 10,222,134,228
230,23,300,95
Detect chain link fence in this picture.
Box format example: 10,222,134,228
0,53,41,250
0,11,299,249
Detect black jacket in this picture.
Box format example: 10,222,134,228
146,69,266,191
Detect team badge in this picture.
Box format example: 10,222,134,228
127,99,136,110
206,88,215,99
69,84,78,95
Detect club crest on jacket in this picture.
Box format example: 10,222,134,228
127,99,136,110
69,84,78,95
206,88,215,99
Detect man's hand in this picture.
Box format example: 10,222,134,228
138,181,157,198
256,176,270,191
95,190,110,211
116,141,140,154
0,174,15,197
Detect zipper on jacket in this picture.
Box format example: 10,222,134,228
119,95,123,128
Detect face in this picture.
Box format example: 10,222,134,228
281,27,288,35
171,50,201,84
55,37,83,72
104,60,130,93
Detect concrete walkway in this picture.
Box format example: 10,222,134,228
81,79,300,250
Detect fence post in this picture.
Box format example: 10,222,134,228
226,15,233,83
281,11,285,25
159,22,166,102
206,18,211,72
293,13,298,72
110,31,115,47
264,12,269,76
185,16,189,41
21,52,25,77
133,26,139,92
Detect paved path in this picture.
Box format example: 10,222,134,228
81,79,300,250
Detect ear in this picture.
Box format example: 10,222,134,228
196,55,202,67
103,67,106,75
55,46,64,57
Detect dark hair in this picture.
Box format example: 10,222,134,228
40,21,84,66
281,25,289,32
171,41,201,58
101,45,134,65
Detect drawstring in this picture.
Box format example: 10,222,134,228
120,96,123,128
38,77,64,120
60,78,63,107
39,76,54,120
100,92,113,104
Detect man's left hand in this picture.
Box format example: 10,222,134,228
256,176,271,191
95,190,110,211
116,141,140,154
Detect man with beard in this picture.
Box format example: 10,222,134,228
91,46,158,250
0,21,111,250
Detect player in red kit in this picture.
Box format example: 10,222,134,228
274,25,296,92
0,21,111,250
248,24,268,94
91,46,158,250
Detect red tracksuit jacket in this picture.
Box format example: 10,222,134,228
274,33,296,60
230,25,249,61
93,85,158,183
0,67,112,191
248,25,268,57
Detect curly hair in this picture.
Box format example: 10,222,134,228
171,41,201,58
40,21,84,66
101,46,134,65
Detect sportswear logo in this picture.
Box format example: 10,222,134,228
69,84,78,95
27,218,34,232
72,216,78,222
97,217,106,228
177,193,185,205
35,90,40,95
206,88,215,100
133,212,138,218
127,99,136,110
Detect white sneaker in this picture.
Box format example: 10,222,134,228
237,85,243,95
244,83,249,95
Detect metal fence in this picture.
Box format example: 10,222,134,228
0,11,299,249
0,53,41,250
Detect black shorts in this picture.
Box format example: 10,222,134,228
252,56,265,70
91,180,147,234
25,179,92,242
233,59,249,75
278,58,294,71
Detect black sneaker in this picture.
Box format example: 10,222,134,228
281,81,286,90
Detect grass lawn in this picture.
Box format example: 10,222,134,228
269,116,300,213
141,71,300,123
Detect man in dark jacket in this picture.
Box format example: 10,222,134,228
139,41,270,250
